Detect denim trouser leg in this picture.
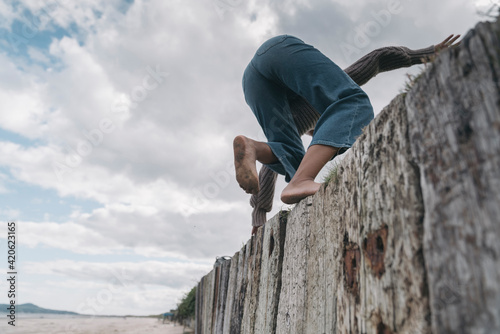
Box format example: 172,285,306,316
242,62,305,181
242,35,374,182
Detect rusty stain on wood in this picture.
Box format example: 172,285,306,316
376,321,394,334
344,242,361,300
363,225,388,278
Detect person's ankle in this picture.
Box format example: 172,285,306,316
255,141,278,165
288,176,315,186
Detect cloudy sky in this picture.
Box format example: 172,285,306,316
0,0,492,317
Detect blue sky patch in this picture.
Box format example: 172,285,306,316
0,127,43,147
0,167,101,222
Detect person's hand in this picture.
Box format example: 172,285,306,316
435,34,461,53
252,226,258,235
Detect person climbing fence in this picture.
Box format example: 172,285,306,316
233,34,460,235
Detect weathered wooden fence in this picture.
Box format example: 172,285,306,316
195,19,500,334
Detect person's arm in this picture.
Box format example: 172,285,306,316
250,165,278,235
344,34,461,87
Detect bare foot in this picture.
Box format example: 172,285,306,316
233,135,259,195
280,179,321,204
280,144,338,204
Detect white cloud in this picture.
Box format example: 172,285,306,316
0,1,16,29
19,277,195,315
23,259,211,289
19,259,212,314
4,221,121,254
0,208,20,218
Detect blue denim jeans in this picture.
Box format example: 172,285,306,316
242,35,374,182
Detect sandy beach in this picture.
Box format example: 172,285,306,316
0,316,192,334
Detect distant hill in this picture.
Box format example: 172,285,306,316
0,303,79,315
